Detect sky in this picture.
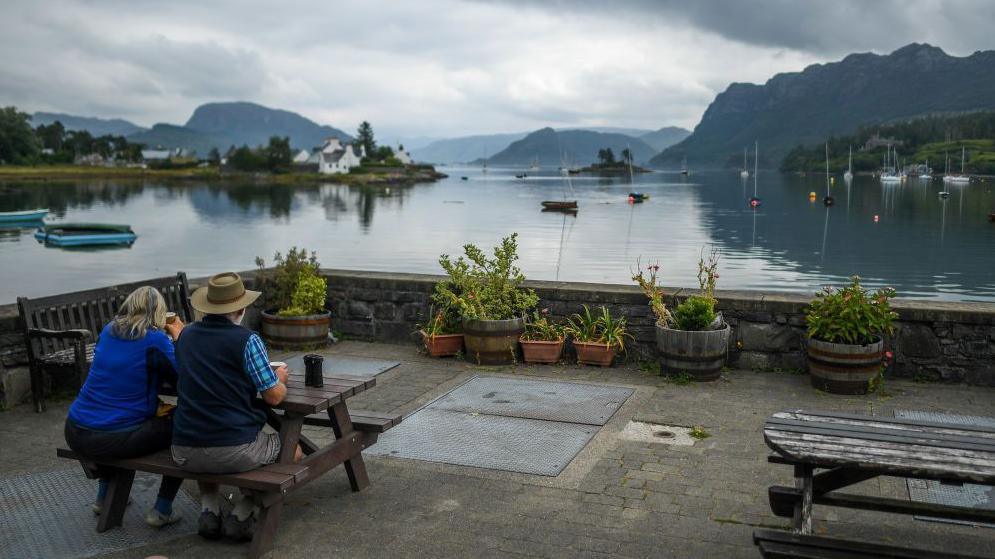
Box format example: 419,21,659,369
1,0,994,140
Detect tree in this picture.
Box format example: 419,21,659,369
36,121,66,152
597,147,616,166
356,121,376,157
229,144,265,172
208,147,221,165
265,136,292,171
0,106,41,164
620,148,633,166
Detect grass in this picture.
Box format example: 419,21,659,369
667,372,694,386
689,425,711,439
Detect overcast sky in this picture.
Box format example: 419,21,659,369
1,0,993,139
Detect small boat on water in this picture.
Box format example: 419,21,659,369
542,207,577,216
34,223,137,247
627,192,649,203
541,200,578,210
0,208,48,223
988,212,995,223
515,173,527,179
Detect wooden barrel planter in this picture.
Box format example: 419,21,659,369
806,337,884,394
463,317,524,365
421,332,464,357
260,310,331,350
656,323,730,381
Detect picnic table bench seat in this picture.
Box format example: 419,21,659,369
17,272,193,412
753,529,989,559
274,408,402,433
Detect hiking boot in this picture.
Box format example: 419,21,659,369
222,513,256,542
197,510,222,539
145,509,182,528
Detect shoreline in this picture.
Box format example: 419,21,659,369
0,165,447,185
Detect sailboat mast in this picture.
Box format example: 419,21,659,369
961,146,965,174
753,141,758,196
825,143,830,196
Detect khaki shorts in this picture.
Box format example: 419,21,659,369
171,431,281,474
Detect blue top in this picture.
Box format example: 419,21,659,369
68,324,177,431
172,315,274,447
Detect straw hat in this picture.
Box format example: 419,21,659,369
190,272,261,315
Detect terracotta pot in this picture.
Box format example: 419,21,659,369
573,341,616,367
807,336,884,394
463,317,525,365
656,323,730,382
519,337,564,364
421,331,464,357
260,310,331,350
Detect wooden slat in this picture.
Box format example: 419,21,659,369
754,529,990,559
766,418,995,452
773,411,995,438
768,485,995,525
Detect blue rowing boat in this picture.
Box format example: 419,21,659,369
34,223,137,247
0,208,48,223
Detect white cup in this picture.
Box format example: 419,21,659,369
269,361,287,373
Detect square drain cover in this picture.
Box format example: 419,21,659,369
368,376,633,475
429,376,633,425
367,408,597,475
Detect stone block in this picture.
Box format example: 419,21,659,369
0,365,31,409
347,301,373,319
330,318,374,339
373,302,397,321
897,324,941,358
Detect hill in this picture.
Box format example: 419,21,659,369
410,132,528,164
125,102,352,154
639,126,691,151
652,43,995,169
780,111,995,174
483,128,657,166
31,112,146,137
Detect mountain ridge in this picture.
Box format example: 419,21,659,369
652,43,995,168
483,127,658,166
30,112,147,137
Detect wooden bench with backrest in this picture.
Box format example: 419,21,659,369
753,529,989,559
17,273,193,412
58,411,400,558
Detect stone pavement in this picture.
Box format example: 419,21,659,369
1,340,993,558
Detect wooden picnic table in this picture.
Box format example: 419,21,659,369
59,354,401,559
763,409,995,535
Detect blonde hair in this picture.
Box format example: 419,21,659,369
110,286,168,340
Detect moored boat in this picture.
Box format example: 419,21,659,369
34,223,137,247
627,192,648,203
541,200,578,210
0,208,48,223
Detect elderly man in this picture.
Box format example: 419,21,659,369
170,272,299,541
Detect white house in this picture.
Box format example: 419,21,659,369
395,146,413,165
292,149,311,164
318,138,365,174
141,149,171,162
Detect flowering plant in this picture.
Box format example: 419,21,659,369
565,305,632,352
419,306,461,338
632,260,670,325
633,248,722,331
805,276,897,345
521,308,564,341
433,233,539,321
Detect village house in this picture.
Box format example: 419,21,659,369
318,137,364,174
292,149,311,164
394,145,413,165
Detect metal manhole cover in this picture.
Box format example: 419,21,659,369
0,468,200,559
367,408,598,475
428,376,633,426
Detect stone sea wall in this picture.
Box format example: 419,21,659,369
2,269,994,407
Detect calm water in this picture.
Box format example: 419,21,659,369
1,168,993,303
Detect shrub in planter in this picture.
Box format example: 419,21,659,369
804,276,897,394
418,307,464,358
255,247,331,349
433,233,538,364
565,305,631,367
520,309,565,364
634,249,729,381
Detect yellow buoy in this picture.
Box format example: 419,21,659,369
808,191,817,199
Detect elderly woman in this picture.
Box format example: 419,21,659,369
64,286,185,527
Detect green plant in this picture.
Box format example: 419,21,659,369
805,276,897,345
521,309,564,341
564,305,632,352
689,425,711,439
671,296,717,331
668,372,694,385
632,260,670,325
419,306,461,337
255,247,324,316
277,271,327,316
433,233,539,321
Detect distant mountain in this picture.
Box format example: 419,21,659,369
483,128,657,166
560,126,655,137
639,126,691,151
410,132,528,164
31,112,147,137
652,43,995,168
124,101,351,154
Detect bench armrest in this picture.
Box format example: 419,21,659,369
27,328,93,341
